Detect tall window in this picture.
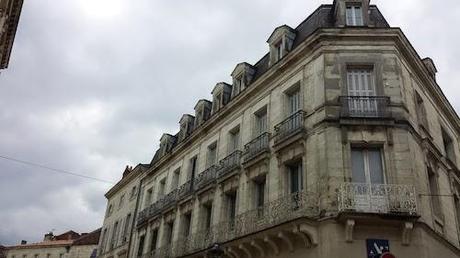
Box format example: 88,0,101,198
118,194,125,209
171,168,181,190
189,156,198,180
454,194,460,235
158,179,166,198
351,148,384,185
255,180,266,208
288,162,303,194
275,40,283,61
255,107,268,136
233,76,243,96
137,235,145,257
182,213,192,237
428,169,442,218
347,68,375,96
226,192,237,224
287,89,300,115
100,228,108,254
442,128,455,164
144,188,153,208
228,127,240,153
206,142,217,168
122,214,132,243
415,92,429,129
130,186,137,199
202,204,213,230
346,5,363,26
164,222,174,244
111,221,119,249
149,229,158,252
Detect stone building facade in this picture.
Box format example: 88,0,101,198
5,230,100,258
98,0,460,257
0,0,22,69
97,165,150,258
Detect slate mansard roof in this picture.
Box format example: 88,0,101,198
148,4,389,166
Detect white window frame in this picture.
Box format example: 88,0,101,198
346,5,364,26
351,148,385,185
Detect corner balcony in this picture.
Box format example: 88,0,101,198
273,111,306,145
217,151,242,179
152,190,319,258
243,132,270,164
339,96,390,118
338,183,417,216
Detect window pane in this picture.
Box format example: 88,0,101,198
368,149,384,184
351,149,366,183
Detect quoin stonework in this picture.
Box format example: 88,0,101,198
97,0,460,257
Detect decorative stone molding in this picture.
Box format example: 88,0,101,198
345,219,355,243
402,222,414,246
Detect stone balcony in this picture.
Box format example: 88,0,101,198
243,132,270,164
339,96,390,118
337,183,418,216
143,190,319,258
273,111,306,145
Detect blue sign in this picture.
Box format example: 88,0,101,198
366,239,390,258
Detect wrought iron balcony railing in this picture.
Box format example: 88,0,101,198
177,180,192,200
217,151,242,178
194,165,218,191
338,183,417,215
340,96,390,118
274,110,305,144
243,132,270,163
142,190,319,258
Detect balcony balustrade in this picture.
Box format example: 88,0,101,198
340,96,390,118
217,151,242,178
193,165,218,191
274,110,305,144
243,132,270,163
142,190,319,258
338,183,417,215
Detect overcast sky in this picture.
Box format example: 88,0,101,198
0,0,459,246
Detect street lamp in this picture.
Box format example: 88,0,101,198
207,243,224,258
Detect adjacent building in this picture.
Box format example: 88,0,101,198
99,0,460,257
0,0,23,69
5,230,100,258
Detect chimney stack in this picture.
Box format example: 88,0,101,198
44,232,54,241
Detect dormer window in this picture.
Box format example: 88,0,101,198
231,63,256,97
346,4,363,26
267,25,296,66
211,83,232,114
179,114,195,142
194,100,212,127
